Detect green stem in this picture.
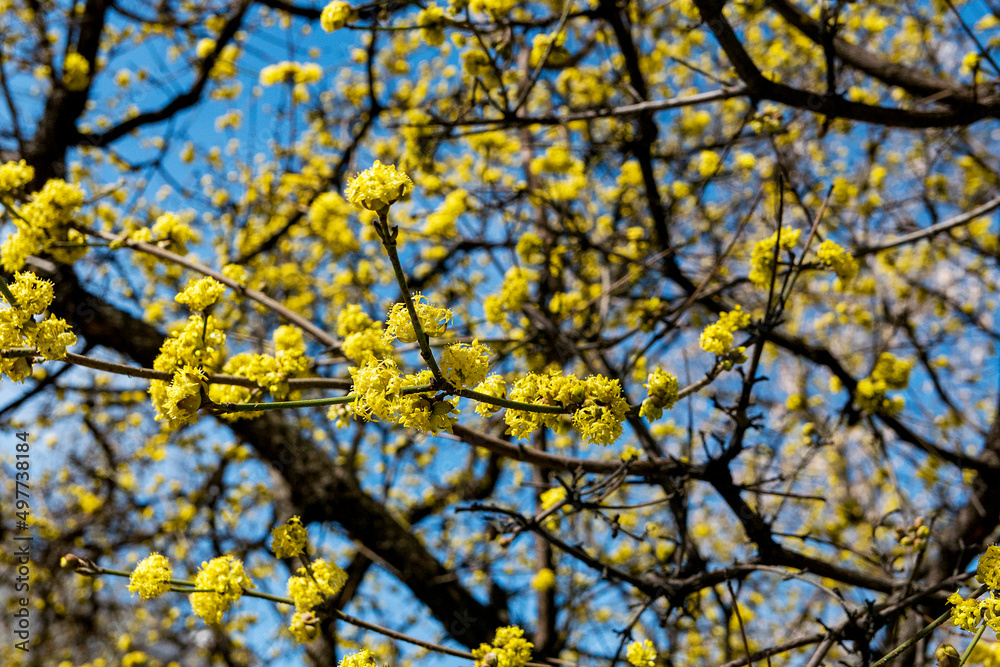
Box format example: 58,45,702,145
207,383,437,415
959,623,988,667
458,387,567,414
209,395,358,413
376,211,446,383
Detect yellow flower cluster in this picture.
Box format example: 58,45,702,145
349,356,403,422
949,591,985,632
748,229,801,288
62,52,90,91
189,555,253,625
473,626,534,667
469,0,519,21
699,306,751,359
175,276,226,311
816,239,859,284
259,61,322,86
159,366,206,424
308,192,360,257
872,352,912,389
345,160,413,213
529,145,586,201
418,4,448,46
485,267,536,324
337,305,394,364
441,340,491,389
287,558,348,611
425,189,467,238
626,640,657,667
0,272,77,382
539,486,566,510
980,545,1000,589
150,211,199,254
0,160,34,195
854,352,911,415
529,32,569,68
149,315,224,425
1,176,87,272
473,374,507,417
320,1,354,32
398,370,459,433
272,516,308,559
639,367,680,421
347,358,457,433
383,295,452,343
207,325,309,417
340,649,378,667
531,568,556,591
572,375,630,446
128,553,172,600
505,372,629,445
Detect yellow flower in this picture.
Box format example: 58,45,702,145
349,356,402,422
473,374,507,417
33,317,76,360
272,516,308,559
749,229,801,288
128,553,172,599
572,375,629,446
441,340,492,389
639,367,679,421
531,568,556,591
872,352,912,390
699,306,751,358
539,486,566,511
344,160,413,213
816,239,859,284
418,4,447,46
151,212,199,254
0,160,35,195
949,591,984,632
287,558,348,611
383,296,451,343
175,277,226,311
340,649,378,667
62,52,90,91
320,1,354,32
8,271,55,317
158,367,206,425
396,373,458,434
626,639,656,667
259,61,323,86
189,555,253,625
978,545,1000,590
473,626,534,667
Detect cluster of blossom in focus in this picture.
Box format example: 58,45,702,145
626,639,657,667
472,625,534,667
126,551,253,626
149,276,309,426
639,367,680,421
949,545,1000,636
0,160,89,272
699,306,751,367
501,370,630,446
0,272,77,381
